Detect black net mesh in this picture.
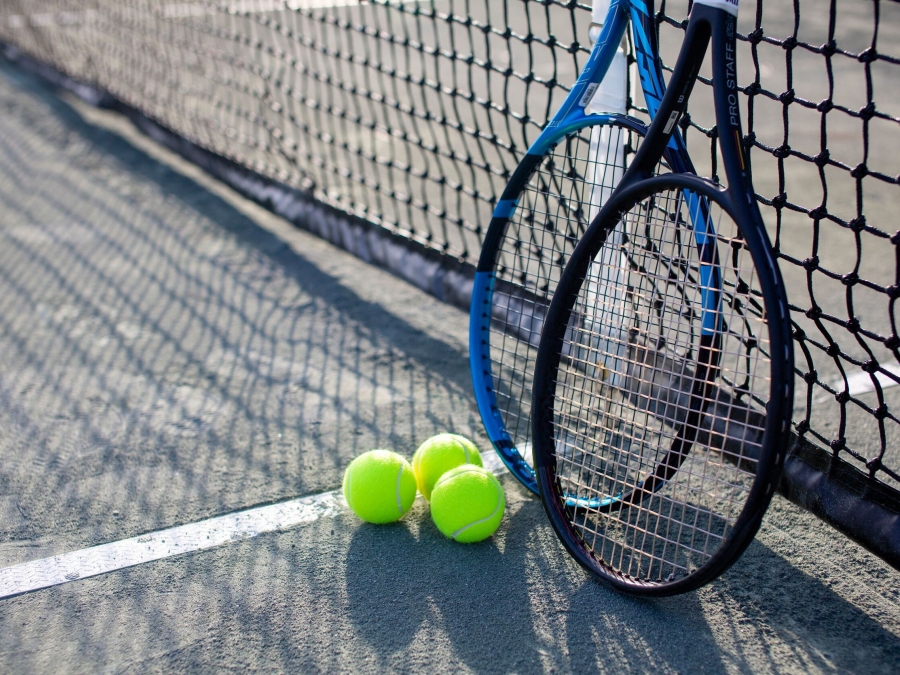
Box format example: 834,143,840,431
654,0,900,494
0,0,898,497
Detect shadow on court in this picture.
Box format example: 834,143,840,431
8,491,893,674
343,506,900,675
0,55,478,562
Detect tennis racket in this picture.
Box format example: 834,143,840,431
531,0,794,595
470,0,698,492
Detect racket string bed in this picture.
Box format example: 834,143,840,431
546,183,774,584
489,126,668,460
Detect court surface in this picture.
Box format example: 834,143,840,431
0,58,898,674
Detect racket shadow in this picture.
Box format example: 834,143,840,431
344,519,431,656
556,532,900,675
343,489,542,673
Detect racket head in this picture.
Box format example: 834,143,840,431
532,172,793,595
471,114,679,493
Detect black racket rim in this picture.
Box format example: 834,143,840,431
531,172,794,596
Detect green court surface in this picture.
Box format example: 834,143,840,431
0,59,898,674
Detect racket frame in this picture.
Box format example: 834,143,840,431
530,0,795,594
470,0,697,492
533,175,793,595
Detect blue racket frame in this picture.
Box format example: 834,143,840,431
470,0,720,493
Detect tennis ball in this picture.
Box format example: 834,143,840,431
412,433,483,500
343,449,417,524
430,465,505,543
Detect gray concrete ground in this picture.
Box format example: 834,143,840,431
0,59,898,674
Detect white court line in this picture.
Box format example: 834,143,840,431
0,451,508,600
840,363,900,396
815,363,900,403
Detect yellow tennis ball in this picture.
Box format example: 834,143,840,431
343,449,417,524
430,465,505,543
412,433,483,500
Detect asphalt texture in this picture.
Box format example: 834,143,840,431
0,58,898,674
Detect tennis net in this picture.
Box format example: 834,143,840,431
1,0,898,565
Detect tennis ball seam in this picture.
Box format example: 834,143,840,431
394,464,405,515
433,465,504,541
452,435,471,463
451,477,503,539
344,450,415,524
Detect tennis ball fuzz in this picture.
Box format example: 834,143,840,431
430,465,505,543
343,450,417,524
412,433,483,500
